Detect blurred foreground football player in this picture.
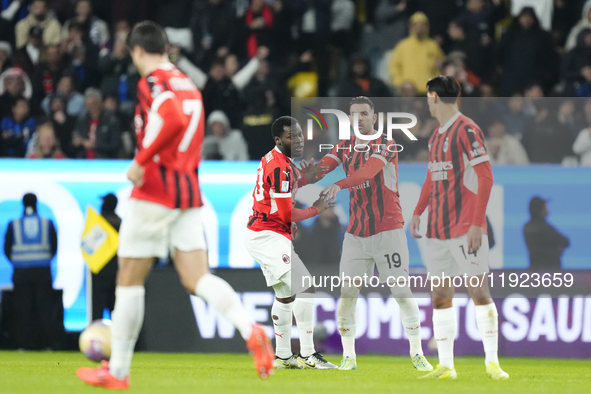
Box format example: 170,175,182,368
76,22,273,389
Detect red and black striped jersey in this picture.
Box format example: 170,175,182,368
324,134,404,237
247,147,295,239
131,63,204,210
426,112,490,239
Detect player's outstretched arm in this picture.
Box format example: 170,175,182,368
320,157,385,200
468,161,494,252
410,170,432,238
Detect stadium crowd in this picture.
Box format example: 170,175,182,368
1,0,591,164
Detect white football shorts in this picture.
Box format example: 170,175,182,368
424,233,490,278
118,198,207,259
339,228,410,285
244,229,311,298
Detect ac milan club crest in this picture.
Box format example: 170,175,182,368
443,138,449,153
282,254,290,264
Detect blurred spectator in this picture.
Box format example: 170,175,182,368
15,0,61,49
267,0,295,64
565,0,591,51
573,99,591,165
46,0,74,24
552,0,580,47
498,7,559,96
460,0,505,43
61,0,109,48
0,0,23,47
14,26,43,75
444,17,492,81
331,0,356,58
521,100,574,163
414,0,460,43
225,46,268,90
557,99,583,138
511,0,552,31
242,88,276,160
1,96,35,157
48,95,76,157
72,88,121,159
194,0,237,66
61,22,99,90
441,53,480,97
91,193,121,320
501,96,530,139
563,28,591,96
41,73,85,118
31,45,63,105
175,46,267,93
27,120,66,158
0,41,14,73
97,27,138,115
150,0,194,52
242,0,273,59
0,67,32,118
484,120,529,165
523,196,570,271
3,193,60,350
203,110,248,161
374,0,411,52
201,57,241,128
388,12,444,94
337,54,391,97
294,0,332,96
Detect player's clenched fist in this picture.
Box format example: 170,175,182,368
127,161,145,187
409,215,422,239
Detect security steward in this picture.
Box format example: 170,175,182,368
3,193,59,349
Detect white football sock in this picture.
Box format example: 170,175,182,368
109,286,145,380
433,307,456,369
475,303,499,365
391,286,423,356
195,273,254,340
338,296,358,359
293,296,315,358
271,300,294,359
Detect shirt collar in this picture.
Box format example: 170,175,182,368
438,111,462,134
274,146,293,162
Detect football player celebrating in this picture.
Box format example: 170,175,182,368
319,97,432,372
76,22,274,389
245,116,337,370
410,76,508,380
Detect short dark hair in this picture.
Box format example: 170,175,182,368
11,96,28,107
127,21,168,55
23,193,37,208
349,96,375,113
427,76,461,104
272,116,299,139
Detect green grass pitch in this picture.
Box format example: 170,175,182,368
1,352,590,394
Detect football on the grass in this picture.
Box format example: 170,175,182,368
79,319,111,362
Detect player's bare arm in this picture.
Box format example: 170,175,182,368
410,215,422,239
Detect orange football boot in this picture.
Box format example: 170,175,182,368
76,360,130,390
246,324,275,379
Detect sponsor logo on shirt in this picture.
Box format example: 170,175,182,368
281,181,289,192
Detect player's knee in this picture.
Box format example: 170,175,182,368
432,298,453,309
